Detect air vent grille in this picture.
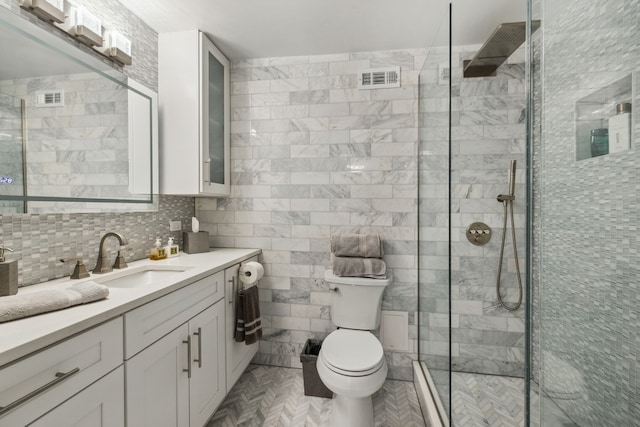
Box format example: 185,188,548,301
358,67,401,90
35,90,64,107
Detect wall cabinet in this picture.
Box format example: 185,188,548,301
159,30,230,197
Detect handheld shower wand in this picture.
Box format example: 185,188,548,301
496,159,523,311
508,159,516,198
497,160,517,203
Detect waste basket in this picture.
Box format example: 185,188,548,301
300,339,333,398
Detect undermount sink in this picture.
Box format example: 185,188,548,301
94,265,194,288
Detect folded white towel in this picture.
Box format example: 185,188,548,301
0,281,109,323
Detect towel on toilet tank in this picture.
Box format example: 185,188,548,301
331,254,387,279
330,233,383,258
234,284,263,345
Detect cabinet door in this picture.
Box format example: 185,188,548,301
28,366,124,427
125,324,190,427
224,263,258,392
200,32,230,196
189,301,226,426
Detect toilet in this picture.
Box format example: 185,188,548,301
317,270,391,427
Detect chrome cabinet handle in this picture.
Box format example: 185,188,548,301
183,336,192,378
228,277,235,304
193,327,202,368
0,367,80,416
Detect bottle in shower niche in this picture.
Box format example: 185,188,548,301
608,102,632,153
590,128,609,157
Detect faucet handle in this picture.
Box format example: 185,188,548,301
60,258,90,280
0,246,14,262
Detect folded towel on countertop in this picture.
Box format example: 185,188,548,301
331,254,387,279
330,233,383,258
234,284,262,345
0,281,109,323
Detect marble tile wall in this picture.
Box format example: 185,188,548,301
0,73,130,200
534,0,640,424
418,45,526,378
0,0,196,287
197,49,428,381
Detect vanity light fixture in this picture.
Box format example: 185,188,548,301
60,4,102,47
18,0,66,23
103,30,132,65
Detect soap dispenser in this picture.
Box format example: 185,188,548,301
0,246,18,296
166,237,179,258
150,238,167,261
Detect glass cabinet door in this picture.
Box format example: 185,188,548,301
200,33,230,196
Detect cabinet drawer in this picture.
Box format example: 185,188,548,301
124,271,224,359
0,318,123,427
29,366,125,427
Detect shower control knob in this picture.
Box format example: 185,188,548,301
466,222,491,246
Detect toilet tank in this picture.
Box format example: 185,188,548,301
324,270,391,330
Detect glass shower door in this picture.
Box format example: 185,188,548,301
417,5,452,423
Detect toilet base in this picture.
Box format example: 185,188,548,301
329,394,374,427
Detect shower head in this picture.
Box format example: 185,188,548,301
463,20,540,78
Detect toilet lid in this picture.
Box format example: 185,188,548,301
321,330,384,376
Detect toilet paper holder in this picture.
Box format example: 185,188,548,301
237,261,264,289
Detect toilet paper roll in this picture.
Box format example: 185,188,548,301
239,261,264,285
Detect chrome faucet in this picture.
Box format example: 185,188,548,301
93,232,129,274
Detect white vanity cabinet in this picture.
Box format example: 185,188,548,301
0,318,123,427
159,30,230,197
124,271,226,427
0,250,262,427
224,260,259,392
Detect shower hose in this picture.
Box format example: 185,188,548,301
496,197,523,311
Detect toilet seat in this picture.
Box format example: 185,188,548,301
320,329,384,377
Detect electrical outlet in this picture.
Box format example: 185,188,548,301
169,220,182,232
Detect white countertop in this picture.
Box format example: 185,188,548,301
0,248,260,368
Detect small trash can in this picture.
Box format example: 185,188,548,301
300,339,333,398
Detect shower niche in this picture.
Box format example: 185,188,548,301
575,74,633,161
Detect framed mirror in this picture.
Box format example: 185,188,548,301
0,7,158,213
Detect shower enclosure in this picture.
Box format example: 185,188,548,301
417,0,640,425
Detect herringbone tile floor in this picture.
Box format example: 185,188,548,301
207,364,426,427
451,372,524,427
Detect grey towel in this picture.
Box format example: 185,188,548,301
234,285,262,345
331,255,387,279
331,233,383,258
0,281,109,323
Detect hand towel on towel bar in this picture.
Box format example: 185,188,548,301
331,254,387,279
234,284,263,345
0,281,109,323
331,233,383,258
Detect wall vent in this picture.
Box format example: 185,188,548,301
358,67,401,90
35,90,64,107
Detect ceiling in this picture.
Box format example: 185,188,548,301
116,0,527,60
